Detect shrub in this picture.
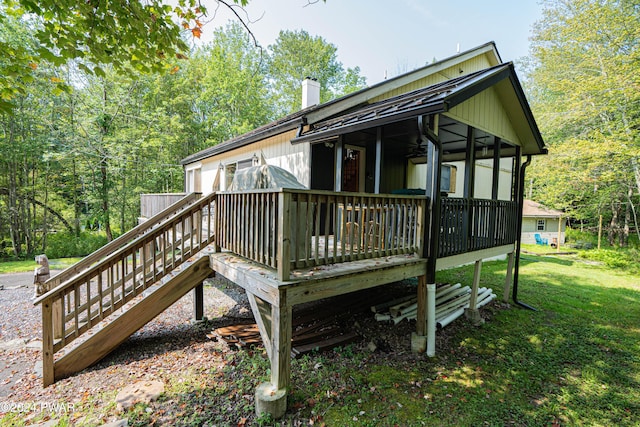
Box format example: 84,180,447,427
579,247,640,274
45,231,110,259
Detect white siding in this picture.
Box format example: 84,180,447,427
185,129,311,193
406,158,512,199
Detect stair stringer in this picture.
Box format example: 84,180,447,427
52,256,213,381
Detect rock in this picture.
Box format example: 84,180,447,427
115,380,164,412
34,360,43,378
32,420,59,427
0,338,27,351
100,420,128,427
26,338,42,350
367,341,377,352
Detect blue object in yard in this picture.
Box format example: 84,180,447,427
534,233,548,245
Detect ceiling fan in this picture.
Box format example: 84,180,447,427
406,138,428,164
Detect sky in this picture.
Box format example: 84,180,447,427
199,0,544,85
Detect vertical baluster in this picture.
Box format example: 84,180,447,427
74,285,79,338
97,269,103,320
86,278,91,328
152,238,157,283
109,263,115,311
121,257,126,299
60,293,66,345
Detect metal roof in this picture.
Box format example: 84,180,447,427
290,63,542,152
180,43,507,165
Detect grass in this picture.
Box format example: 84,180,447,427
150,252,639,426
2,251,639,426
0,258,82,274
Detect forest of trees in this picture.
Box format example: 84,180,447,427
525,0,640,246
0,5,366,258
0,0,638,259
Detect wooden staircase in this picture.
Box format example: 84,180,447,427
34,192,217,385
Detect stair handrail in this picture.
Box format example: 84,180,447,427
34,192,216,307
43,192,201,290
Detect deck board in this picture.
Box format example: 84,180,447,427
210,252,427,306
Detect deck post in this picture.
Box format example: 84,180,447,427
277,191,291,281
255,290,291,419
412,275,427,353
503,251,515,302
465,260,485,325
192,283,204,322
42,298,54,386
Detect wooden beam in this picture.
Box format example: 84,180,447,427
41,299,54,387
277,191,291,282
270,294,292,391
436,244,514,271
193,283,204,321
246,292,273,360
469,260,482,310
285,259,427,305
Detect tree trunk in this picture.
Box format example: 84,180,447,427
100,157,113,242
608,202,619,247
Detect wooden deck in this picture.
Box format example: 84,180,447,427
35,189,520,419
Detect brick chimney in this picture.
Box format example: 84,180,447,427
301,77,320,109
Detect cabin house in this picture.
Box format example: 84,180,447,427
35,42,546,418
522,199,565,247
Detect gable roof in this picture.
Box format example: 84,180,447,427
292,62,545,155
181,42,543,165
523,200,563,218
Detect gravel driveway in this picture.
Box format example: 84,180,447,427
0,271,252,422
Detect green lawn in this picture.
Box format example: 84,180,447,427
2,252,638,426
138,252,639,427
0,258,81,274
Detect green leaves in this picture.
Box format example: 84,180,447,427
526,0,640,244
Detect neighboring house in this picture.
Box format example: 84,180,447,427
37,42,547,419
522,199,566,246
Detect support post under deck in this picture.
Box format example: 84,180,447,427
252,289,292,419
465,260,485,325
411,275,435,356
192,283,204,322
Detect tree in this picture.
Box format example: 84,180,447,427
195,21,273,145
526,0,640,245
267,29,367,116
0,0,250,113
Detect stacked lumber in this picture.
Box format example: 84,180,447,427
371,283,496,328
212,288,394,358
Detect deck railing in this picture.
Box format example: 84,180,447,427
438,198,518,258
216,189,428,281
34,192,216,378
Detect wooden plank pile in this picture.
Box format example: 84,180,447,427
371,283,496,328
212,288,395,358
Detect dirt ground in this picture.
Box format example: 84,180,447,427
0,271,452,426
0,271,257,425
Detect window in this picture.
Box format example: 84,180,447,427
236,158,253,170
185,166,201,193
537,219,546,231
